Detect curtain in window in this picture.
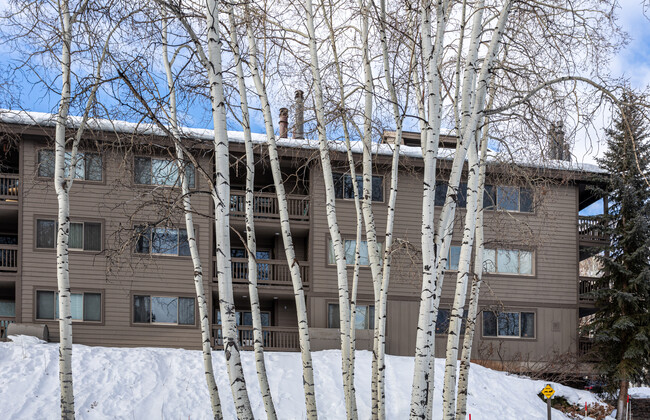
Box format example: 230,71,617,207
497,249,519,273
37,220,56,248
69,223,84,249
483,249,496,272
521,312,535,337
178,229,190,256
83,293,101,321
448,246,461,270
38,150,55,177
84,223,101,251
86,154,102,181
134,157,152,184
70,293,83,320
135,226,151,253
133,295,150,323
519,251,533,275
37,291,55,319
482,311,497,336
178,297,195,325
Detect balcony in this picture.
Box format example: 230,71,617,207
212,325,300,351
230,191,309,221
578,216,608,244
0,174,19,202
0,244,18,272
0,317,15,341
213,258,309,287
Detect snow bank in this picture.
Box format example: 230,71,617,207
630,387,650,398
0,341,604,419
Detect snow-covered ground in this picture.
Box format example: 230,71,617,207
0,335,613,419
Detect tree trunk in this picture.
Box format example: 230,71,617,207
227,7,277,419
161,16,222,419
205,0,253,417
617,379,628,420
245,11,318,418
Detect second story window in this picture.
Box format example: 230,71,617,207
328,239,383,266
38,150,102,181
483,248,533,275
333,173,383,202
484,185,533,212
36,219,102,251
134,157,195,188
135,225,190,256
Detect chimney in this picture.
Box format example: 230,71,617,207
293,90,304,139
279,108,289,138
549,121,570,161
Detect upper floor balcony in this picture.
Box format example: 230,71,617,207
213,257,309,288
230,190,310,222
0,174,19,203
578,216,608,245
0,244,18,272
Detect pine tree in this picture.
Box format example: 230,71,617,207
590,91,650,419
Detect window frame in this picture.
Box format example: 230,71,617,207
481,309,536,339
327,302,375,330
332,172,384,203
131,293,197,327
133,155,197,189
34,288,104,324
34,217,103,252
133,224,192,257
37,148,104,182
483,184,535,214
482,247,535,276
435,307,467,335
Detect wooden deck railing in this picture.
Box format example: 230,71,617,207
579,276,600,303
578,216,608,243
213,258,309,287
230,191,309,221
0,244,18,272
0,174,19,201
0,317,15,341
212,325,300,351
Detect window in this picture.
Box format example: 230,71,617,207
483,310,535,338
36,219,101,251
333,173,383,202
446,245,462,271
483,185,533,212
483,248,533,275
328,304,374,329
435,182,467,208
135,226,190,256
36,291,101,322
38,150,102,181
133,295,195,325
327,239,382,266
134,157,195,188
435,308,467,334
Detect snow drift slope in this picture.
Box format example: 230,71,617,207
0,336,601,419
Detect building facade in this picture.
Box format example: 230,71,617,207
0,113,604,366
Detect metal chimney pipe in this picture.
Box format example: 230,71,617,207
279,108,289,138
293,90,304,139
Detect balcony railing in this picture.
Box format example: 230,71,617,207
213,258,309,287
0,244,18,272
578,337,597,361
230,191,309,221
0,317,15,341
0,174,19,202
579,276,600,303
212,325,300,351
578,216,608,243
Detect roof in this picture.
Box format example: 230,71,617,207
0,109,605,175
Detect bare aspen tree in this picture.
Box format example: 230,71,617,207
302,0,356,417
243,6,318,417
226,6,277,419
204,0,253,416
161,13,222,418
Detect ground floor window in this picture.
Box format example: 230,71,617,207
36,290,101,322
435,308,466,334
328,303,375,329
482,310,535,338
133,295,195,325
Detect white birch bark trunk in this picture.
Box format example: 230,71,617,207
245,12,318,418
54,5,74,418
455,119,490,420
410,2,448,417
161,16,222,419
302,1,354,416
323,5,361,416
205,0,253,417
227,7,277,419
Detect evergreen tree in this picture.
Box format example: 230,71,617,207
590,91,650,419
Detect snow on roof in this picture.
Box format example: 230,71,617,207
0,109,605,174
